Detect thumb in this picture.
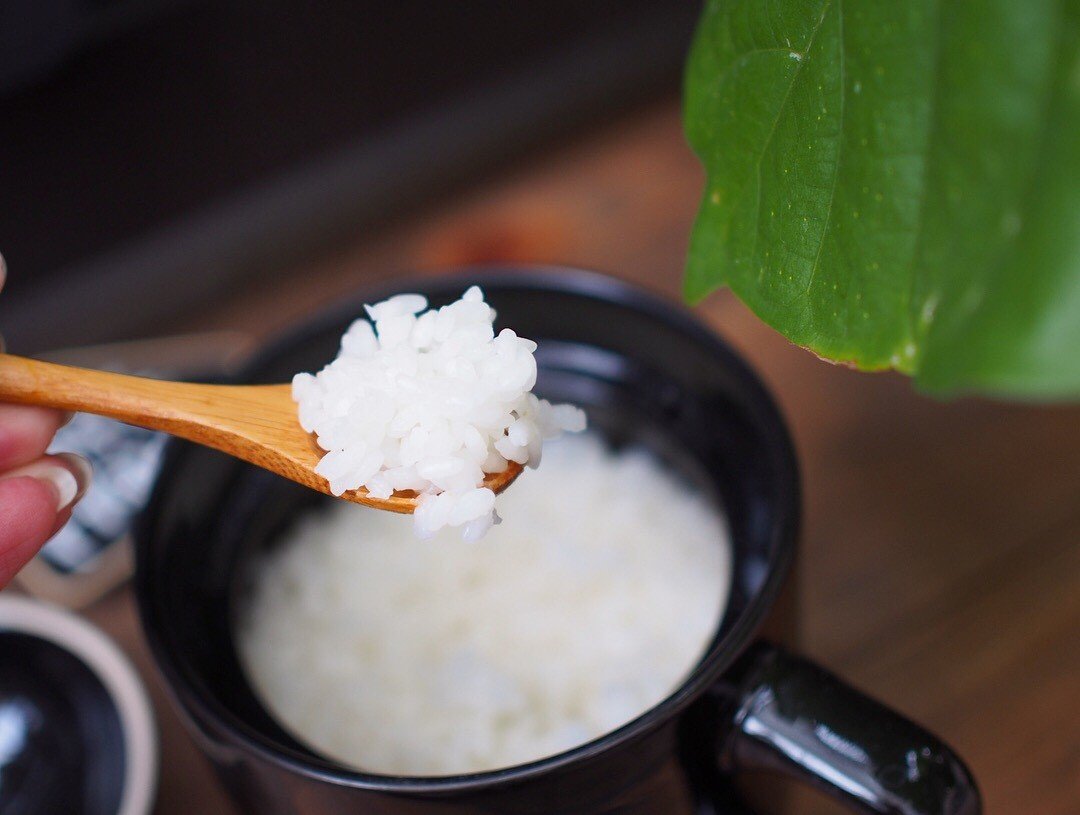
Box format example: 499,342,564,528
0,454,92,587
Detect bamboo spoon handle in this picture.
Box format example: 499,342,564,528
0,352,305,488
0,352,276,436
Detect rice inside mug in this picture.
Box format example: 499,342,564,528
236,431,733,775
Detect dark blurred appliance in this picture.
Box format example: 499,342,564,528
0,0,699,353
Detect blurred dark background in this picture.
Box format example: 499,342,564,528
0,0,698,353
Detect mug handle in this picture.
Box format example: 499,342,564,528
716,642,981,814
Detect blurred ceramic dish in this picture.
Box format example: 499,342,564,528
0,595,157,815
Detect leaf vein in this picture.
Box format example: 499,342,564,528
709,47,805,93
803,0,844,303
749,0,835,283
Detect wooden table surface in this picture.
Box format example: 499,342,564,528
82,100,1078,814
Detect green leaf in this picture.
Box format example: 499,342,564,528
684,0,1080,398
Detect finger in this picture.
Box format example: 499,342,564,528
0,454,93,587
0,404,71,471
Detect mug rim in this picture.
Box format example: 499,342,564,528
135,265,800,793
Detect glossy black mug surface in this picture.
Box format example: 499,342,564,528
135,269,980,814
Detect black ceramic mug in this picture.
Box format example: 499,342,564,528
135,269,981,815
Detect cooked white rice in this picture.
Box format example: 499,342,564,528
237,433,731,776
292,287,586,540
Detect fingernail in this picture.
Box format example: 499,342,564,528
54,453,93,508
59,411,75,428
3,454,92,511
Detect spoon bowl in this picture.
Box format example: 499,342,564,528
0,353,522,512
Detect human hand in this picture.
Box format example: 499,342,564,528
0,255,92,587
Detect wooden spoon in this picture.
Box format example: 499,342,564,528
0,353,522,513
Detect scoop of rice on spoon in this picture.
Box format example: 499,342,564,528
0,286,584,540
